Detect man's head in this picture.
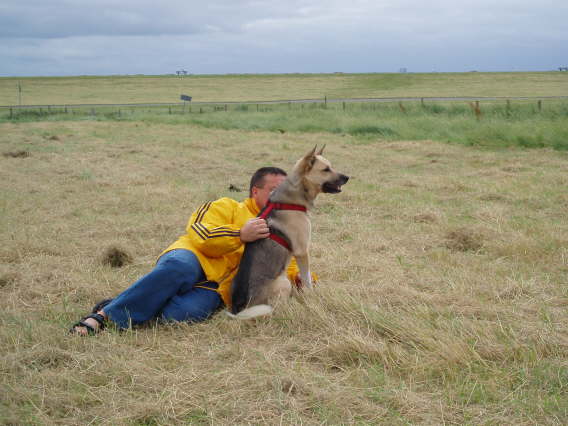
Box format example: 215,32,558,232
249,167,287,209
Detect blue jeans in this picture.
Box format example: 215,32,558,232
104,249,222,329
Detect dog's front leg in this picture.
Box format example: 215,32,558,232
291,216,312,288
294,254,312,289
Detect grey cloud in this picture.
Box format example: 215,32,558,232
0,0,314,38
0,0,566,76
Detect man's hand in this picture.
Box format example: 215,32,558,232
240,218,269,242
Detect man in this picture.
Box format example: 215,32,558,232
71,167,308,335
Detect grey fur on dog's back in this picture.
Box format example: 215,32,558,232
230,236,290,314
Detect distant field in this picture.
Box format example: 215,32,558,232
1,72,567,105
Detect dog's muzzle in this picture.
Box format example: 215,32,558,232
322,174,349,193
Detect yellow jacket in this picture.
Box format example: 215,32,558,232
161,197,303,307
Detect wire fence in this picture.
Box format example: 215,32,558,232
1,96,567,120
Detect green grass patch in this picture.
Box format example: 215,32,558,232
3,99,567,150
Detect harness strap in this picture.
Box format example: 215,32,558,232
257,201,307,251
258,202,307,219
269,233,291,250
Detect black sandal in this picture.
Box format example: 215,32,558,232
91,298,113,313
69,313,106,335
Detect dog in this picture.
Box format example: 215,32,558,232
228,146,349,319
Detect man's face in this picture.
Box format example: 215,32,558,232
251,173,286,210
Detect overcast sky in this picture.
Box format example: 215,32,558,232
1,0,567,76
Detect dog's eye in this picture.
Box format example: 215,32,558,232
323,167,331,172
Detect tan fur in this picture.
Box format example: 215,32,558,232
229,146,348,319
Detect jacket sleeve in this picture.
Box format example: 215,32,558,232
186,198,243,257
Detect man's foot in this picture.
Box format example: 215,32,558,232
70,311,107,336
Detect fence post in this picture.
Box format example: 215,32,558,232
9,108,13,119
506,100,511,117
538,100,542,112
469,102,482,121
421,98,425,108
342,102,346,111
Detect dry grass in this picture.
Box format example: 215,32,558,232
1,121,568,424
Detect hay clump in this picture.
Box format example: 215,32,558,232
0,272,19,287
3,150,31,158
479,193,508,202
413,213,438,223
444,228,484,252
101,246,133,268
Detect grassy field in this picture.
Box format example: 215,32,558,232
1,119,567,424
2,72,568,152
1,72,568,105
4,98,568,151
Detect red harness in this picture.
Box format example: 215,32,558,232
258,201,307,251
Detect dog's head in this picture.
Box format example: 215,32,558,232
293,145,349,197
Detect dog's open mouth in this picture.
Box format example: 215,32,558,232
322,182,343,193
323,174,349,193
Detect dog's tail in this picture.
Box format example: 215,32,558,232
225,304,273,320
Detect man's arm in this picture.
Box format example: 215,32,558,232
186,198,269,257
186,198,243,257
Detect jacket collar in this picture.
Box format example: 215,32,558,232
244,197,261,216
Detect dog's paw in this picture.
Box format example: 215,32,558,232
225,305,273,320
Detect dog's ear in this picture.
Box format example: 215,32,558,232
307,145,317,158
317,144,326,156
297,146,318,173
307,145,317,168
